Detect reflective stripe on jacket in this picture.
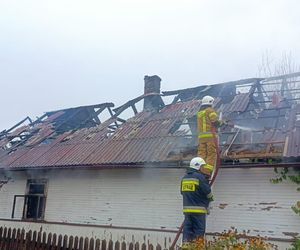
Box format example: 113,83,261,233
197,107,219,139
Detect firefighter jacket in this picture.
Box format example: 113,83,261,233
181,168,213,214
197,106,221,139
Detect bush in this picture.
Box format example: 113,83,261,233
288,238,300,250
182,230,277,250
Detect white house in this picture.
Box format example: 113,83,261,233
0,74,299,249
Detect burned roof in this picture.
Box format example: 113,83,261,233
1,73,300,170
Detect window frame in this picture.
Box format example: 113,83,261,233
12,179,48,221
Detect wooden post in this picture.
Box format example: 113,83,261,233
42,232,47,248
32,230,37,250
20,229,26,250
95,239,101,250
46,233,52,250
134,242,139,250
62,235,68,250
68,236,74,250
78,237,84,250
101,240,107,250
156,244,162,250
74,236,79,250
129,243,134,250
56,234,62,250
89,238,94,250
108,240,113,250
25,230,32,250
7,228,12,250
84,237,89,250
36,231,42,250
52,234,57,250
114,240,120,250
16,228,21,250
121,242,126,250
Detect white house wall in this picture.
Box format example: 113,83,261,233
208,168,299,240
43,168,183,229
0,167,299,247
0,171,27,219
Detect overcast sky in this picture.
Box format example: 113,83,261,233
0,0,299,131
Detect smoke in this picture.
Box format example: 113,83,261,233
0,168,13,191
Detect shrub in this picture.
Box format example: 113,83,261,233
288,237,300,250
182,230,277,250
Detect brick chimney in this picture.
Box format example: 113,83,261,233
143,75,162,110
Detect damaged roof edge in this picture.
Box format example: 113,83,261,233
113,93,162,114
46,102,115,114
264,71,300,81
162,77,264,96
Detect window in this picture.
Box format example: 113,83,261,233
12,179,48,220
24,179,47,220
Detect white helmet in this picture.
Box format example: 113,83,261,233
201,95,214,106
189,157,206,170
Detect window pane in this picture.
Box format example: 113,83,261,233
29,184,45,194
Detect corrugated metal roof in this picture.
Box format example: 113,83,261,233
223,93,250,113
1,74,300,170
54,142,101,166
0,148,30,168
30,144,78,167
24,125,54,147
9,146,50,168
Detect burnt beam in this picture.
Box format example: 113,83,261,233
131,104,138,115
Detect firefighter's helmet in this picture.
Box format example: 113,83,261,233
189,157,206,170
201,95,214,106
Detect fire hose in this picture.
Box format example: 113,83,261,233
170,130,221,249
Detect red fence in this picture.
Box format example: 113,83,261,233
0,227,169,250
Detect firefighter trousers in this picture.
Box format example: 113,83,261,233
183,213,206,242
198,138,217,169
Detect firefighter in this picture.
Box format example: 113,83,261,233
181,157,213,248
197,95,223,176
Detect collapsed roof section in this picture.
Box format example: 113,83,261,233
0,103,115,168
1,73,300,170
219,73,300,161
